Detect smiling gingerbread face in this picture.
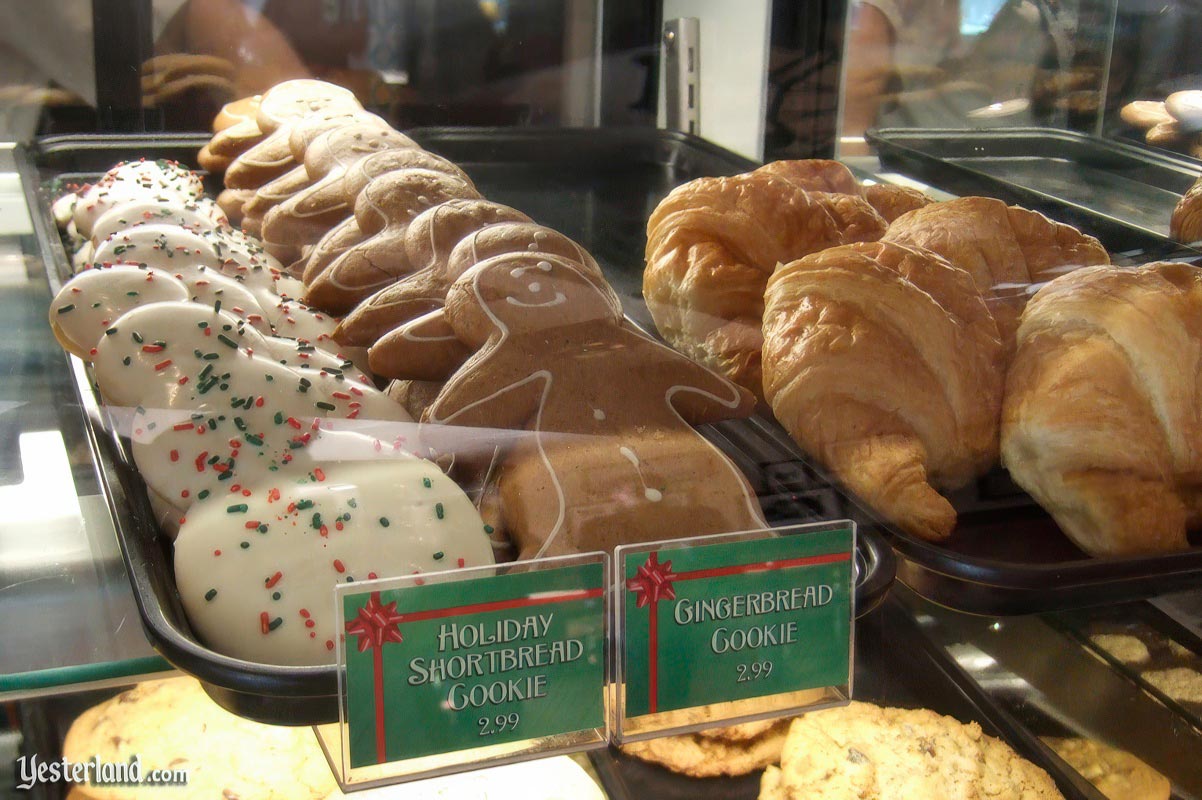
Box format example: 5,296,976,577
447,253,623,346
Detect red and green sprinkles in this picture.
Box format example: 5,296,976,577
260,612,283,634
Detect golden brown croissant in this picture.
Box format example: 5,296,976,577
755,159,863,194
883,197,1110,349
757,159,934,222
643,166,886,398
1001,262,1202,556
861,183,934,222
763,241,1004,541
1171,176,1202,244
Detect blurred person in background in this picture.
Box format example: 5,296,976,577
841,0,963,151
840,0,1094,150
0,0,307,141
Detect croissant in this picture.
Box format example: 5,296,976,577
763,241,1004,541
1001,262,1202,556
644,163,886,397
1171,176,1202,244
861,182,934,222
760,160,935,224
883,197,1110,350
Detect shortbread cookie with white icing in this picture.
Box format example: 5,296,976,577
174,460,495,665
50,264,356,360
71,159,205,238
89,197,228,245
92,302,408,511
51,265,192,358
74,196,229,270
91,221,281,280
89,223,358,363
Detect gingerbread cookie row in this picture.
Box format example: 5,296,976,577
203,79,769,560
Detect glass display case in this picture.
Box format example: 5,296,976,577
1,1,1200,799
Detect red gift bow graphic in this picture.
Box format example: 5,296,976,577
625,552,679,713
626,549,855,715
346,591,404,764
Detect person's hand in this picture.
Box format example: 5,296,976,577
141,53,237,107
157,0,310,97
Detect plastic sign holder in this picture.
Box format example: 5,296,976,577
613,522,856,741
322,553,608,789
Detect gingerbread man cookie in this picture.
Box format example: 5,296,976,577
299,214,367,286
242,122,415,238
253,79,361,134
225,111,391,191
335,201,534,347
262,146,471,248
212,94,261,133
206,96,266,162
216,188,254,228
408,252,767,558
302,168,481,314
362,221,603,374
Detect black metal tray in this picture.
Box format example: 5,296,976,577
405,127,1202,617
23,131,895,726
590,594,1105,800
867,126,1202,262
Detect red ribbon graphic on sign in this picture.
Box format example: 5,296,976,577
626,550,852,715
345,591,404,763
625,552,678,712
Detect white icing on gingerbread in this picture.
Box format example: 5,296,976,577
618,445,664,502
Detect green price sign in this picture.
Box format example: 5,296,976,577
618,524,854,723
338,557,606,770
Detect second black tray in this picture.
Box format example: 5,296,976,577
867,126,1202,262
